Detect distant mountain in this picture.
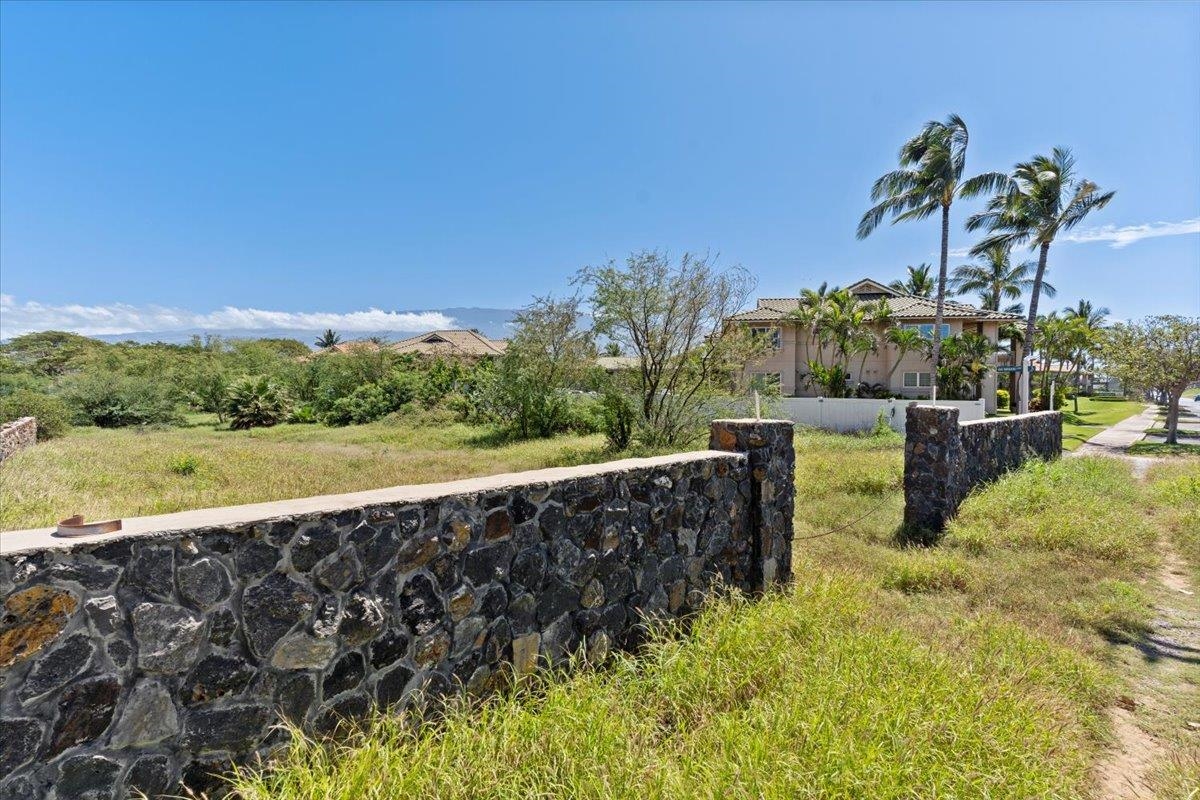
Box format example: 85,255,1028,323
84,308,520,348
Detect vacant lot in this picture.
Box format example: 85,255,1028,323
0,413,611,530
229,428,1199,800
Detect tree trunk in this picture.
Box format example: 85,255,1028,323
931,204,950,403
1022,241,1051,413
1167,391,1181,445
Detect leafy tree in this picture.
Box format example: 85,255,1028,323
0,330,104,376
1101,316,1200,444
61,373,184,428
225,376,292,430
0,390,72,439
579,251,762,447
967,147,1115,411
858,114,1006,403
315,329,342,349
489,296,594,438
889,264,936,297
950,245,1055,311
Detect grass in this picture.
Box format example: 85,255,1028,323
1059,396,1147,451
1128,441,1200,456
227,426,1194,799
233,581,1107,800
0,412,615,530
1143,427,1200,438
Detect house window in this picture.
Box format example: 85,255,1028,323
750,372,781,393
903,372,932,388
902,323,951,339
750,326,781,349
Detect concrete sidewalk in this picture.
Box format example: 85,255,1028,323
1069,405,1155,458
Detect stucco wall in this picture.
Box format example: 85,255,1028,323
903,405,1061,535
0,420,794,800
0,417,37,462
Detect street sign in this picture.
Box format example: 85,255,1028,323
996,366,1024,373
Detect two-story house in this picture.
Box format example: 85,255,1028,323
729,278,1021,413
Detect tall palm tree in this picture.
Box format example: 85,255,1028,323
1064,298,1110,329
889,264,936,297
967,147,1115,412
950,245,1056,311
857,114,1006,403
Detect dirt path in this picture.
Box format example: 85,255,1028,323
1090,457,1200,799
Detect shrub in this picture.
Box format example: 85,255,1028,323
168,453,202,476
323,382,394,427
0,390,72,440
996,388,1010,411
600,389,636,450
61,373,184,428
225,376,292,430
288,405,319,424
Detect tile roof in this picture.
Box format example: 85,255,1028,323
729,278,1022,323
390,329,508,357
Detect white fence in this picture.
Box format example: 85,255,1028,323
767,397,985,433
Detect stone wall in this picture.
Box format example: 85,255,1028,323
0,420,793,800
903,405,1061,535
0,417,37,462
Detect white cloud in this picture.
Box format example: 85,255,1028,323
938,218,1199,259
0,296,455,339
1059,218,1200,249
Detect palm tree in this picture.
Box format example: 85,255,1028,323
314,329,342,349
857,114,1006,404
950,245,1056,311
967,147,1116,412
1064,299,1109,329
883,325,927,387
889,264,936,297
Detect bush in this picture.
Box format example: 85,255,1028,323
0,390,72,440
288,405,319,424
61,373,184,428
1030,384,1070,412
600,389,636,450
168,453,201,476
996,388,1010,411
225,376,292,430
323,383,394,427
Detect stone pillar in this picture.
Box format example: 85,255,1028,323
902,404,963,538
709,419,795,590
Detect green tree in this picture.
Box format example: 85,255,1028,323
967,148,1115,412
950,245,1056,311
1102,316,1200,444
889,264,936,297
225,376,292,430
315,329,342,349
579,251,762,446
857,114,1006,403
491,295,594,438
883,325,927,388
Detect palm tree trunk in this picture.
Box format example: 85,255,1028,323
931,204,950,404
1021,241,1051,413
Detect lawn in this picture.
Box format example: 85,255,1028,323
228,427,1197,800
0,413,612,531
1059,396,1147,451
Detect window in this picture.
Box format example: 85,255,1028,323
903,372,932,388
750,326,781,349
902,323,951,340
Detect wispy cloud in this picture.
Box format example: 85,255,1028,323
1059,218,1200,249
0,295,455,339
940,217,1199,259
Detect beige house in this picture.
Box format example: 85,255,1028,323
391,329,508,358
729,278,1021,413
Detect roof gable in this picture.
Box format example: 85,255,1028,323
846,278,900,297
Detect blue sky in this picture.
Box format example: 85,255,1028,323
1,1,1198,337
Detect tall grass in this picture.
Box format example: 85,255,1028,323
231,578,1107,800
0,415,611,530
